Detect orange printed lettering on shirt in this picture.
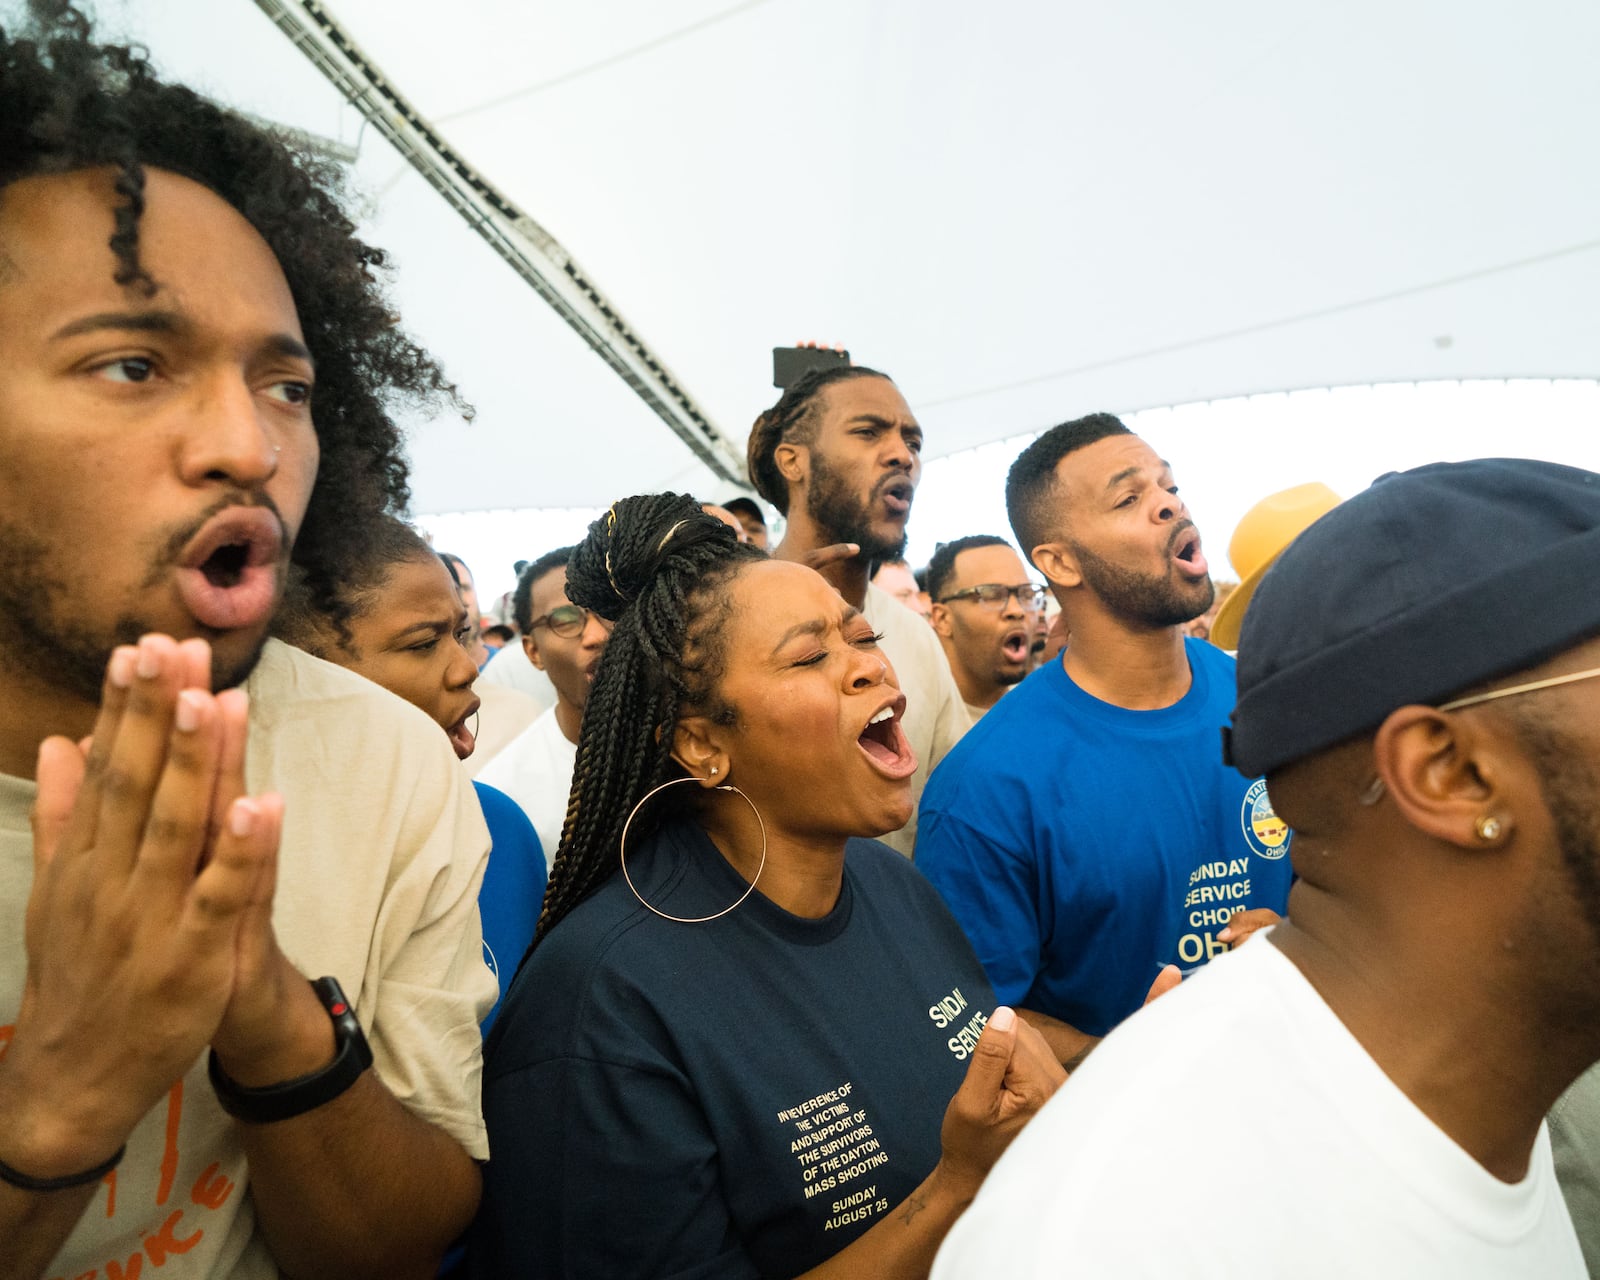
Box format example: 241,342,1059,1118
143,1210,202,1265
104,1254,142,1280
156,1080,183,1207
191,1162,235,1211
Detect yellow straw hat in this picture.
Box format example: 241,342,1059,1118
1210,482,1342,650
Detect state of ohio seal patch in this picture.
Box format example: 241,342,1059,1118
1241,779,1290,859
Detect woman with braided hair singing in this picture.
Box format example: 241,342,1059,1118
468,493,1065,1278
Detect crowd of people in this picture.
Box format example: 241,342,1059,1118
3,8,1600,1280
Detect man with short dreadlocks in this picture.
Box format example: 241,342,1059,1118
748,366,970,857
0,7,495,1278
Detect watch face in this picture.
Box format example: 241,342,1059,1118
313,976,374,1070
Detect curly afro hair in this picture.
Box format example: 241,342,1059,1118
0,1,467,637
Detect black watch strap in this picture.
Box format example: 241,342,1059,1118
209,977,373,1124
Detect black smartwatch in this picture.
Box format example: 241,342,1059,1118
209,976,373,1124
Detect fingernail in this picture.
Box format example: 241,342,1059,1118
136,637,162,679
1217,929,1233,941
229,798,257,838
109,647,137,688
989,1005,1016,1032
174,690,206,733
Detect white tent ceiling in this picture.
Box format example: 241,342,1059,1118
93,0,1600,514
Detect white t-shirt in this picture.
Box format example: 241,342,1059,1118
0,641,498,1280
862,583,969,858
934,937,1586,1280
478,643,557,710
475,704,577,873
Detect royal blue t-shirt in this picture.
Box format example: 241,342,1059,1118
472,781,546,1033
468,819,995,1279
916,639,1291,1037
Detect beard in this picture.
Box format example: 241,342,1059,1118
0,519,146,704
806,451,908,563
0,509,273,705
1071,536,1215,628
1514,710,1600,955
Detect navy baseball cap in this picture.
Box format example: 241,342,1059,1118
1224,458,1600,778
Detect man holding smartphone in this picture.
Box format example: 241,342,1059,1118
747,361,969,856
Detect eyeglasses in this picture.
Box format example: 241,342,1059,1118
1435,665,1600,712
1359,664,1600,806
937,583,1048,610
530,604,606,638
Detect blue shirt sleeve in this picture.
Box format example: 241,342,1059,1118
916,808,1045,1009
472,781,547,1033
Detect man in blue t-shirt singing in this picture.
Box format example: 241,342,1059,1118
916,413,1292,1067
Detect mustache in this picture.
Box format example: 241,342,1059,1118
141,492,290,587
871,471,915,500
1165,519,1197,554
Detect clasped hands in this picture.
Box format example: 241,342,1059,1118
2,635,322,1177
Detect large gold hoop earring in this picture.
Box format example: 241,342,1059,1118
618,777,768,924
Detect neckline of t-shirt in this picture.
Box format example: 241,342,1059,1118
637,819,856,946
1043,638,1216,732
1255,938,1559,1240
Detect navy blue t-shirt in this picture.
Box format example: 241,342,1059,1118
468,820,995,1279
916,639,1292,1037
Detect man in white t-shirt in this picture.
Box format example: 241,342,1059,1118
0,20,494,1279
477,547,611,869
935,458,1600,1278
746,365,968,856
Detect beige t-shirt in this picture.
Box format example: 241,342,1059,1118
0,640,497,1280
862,583,971,858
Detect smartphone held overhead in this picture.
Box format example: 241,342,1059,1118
772,346,850,390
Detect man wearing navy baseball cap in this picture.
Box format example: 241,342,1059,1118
933,458,1600,1278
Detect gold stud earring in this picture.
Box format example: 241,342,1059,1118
1474,815,1502,842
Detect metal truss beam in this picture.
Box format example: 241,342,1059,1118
254,0,744,485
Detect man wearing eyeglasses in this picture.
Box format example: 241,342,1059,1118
477,547,612,869
934,457,1598,1278
916,415,1290,1068
927,536,1045,722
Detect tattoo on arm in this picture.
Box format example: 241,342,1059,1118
0,250,19,287
897,1191,928,1226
